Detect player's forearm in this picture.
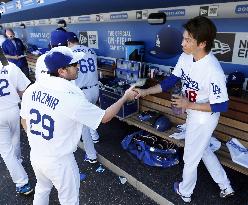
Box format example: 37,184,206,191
144,84,162,96
101,96,127,123
186,102,212,112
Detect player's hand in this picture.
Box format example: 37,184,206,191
15,55,20,60
124,85,139,101
171,94,189,109
133,88,146,99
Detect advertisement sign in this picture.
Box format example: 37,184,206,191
22,0,35,7
212,33,235,63
107,30,132,51
199,5,219,17
212,32,248,65
96,14,104,22
77,15,91,23
235,4,248,14
79,31,98,49
110,13,128,20
2,0,66,15
159,9,185,17
232,33,248,65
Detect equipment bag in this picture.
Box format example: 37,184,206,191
121,130,179,168
226,138,248,168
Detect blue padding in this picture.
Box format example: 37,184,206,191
210,101,229,112
160,74,180,92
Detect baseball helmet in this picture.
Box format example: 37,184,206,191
153,115,172,132
150,27,182,59
138,110,160,124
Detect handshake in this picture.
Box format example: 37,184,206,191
123,86,146,101
123,85,189,112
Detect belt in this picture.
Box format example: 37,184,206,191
80,84,98,90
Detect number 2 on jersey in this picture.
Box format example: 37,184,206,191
30,109,54,140
0,79,10,97
79,58,96,73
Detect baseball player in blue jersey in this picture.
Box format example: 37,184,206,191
67,32,99,163
134,16,234,203
0,60,33,195
20,46,137,205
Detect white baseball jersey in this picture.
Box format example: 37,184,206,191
173,52,228,106
20,76,105,160
35,53,49,81
0,62,30,111
71,45,98,88
173,52,232,197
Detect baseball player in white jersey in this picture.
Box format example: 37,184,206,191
67,32,99,163
134,16,234,203
35,30,68,81
20,46,137,205
0,59,33,195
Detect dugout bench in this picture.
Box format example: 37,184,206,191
123,91,248,176
27,54,248,175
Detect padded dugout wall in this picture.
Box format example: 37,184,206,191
3,1,248,76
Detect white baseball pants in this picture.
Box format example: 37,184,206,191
31,154,80,205
179,111,231,197
0,106,28,187
81,86,99,159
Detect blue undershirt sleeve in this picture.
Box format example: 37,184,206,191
160,74,181,92
210,100,229,112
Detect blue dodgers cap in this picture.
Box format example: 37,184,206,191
50,30,68,46
150,27,183,59
67,32,79,42
44,46,85,73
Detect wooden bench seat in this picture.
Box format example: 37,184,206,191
123,93,248,176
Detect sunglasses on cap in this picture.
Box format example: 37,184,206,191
69,62,78,67
64,62,78,69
